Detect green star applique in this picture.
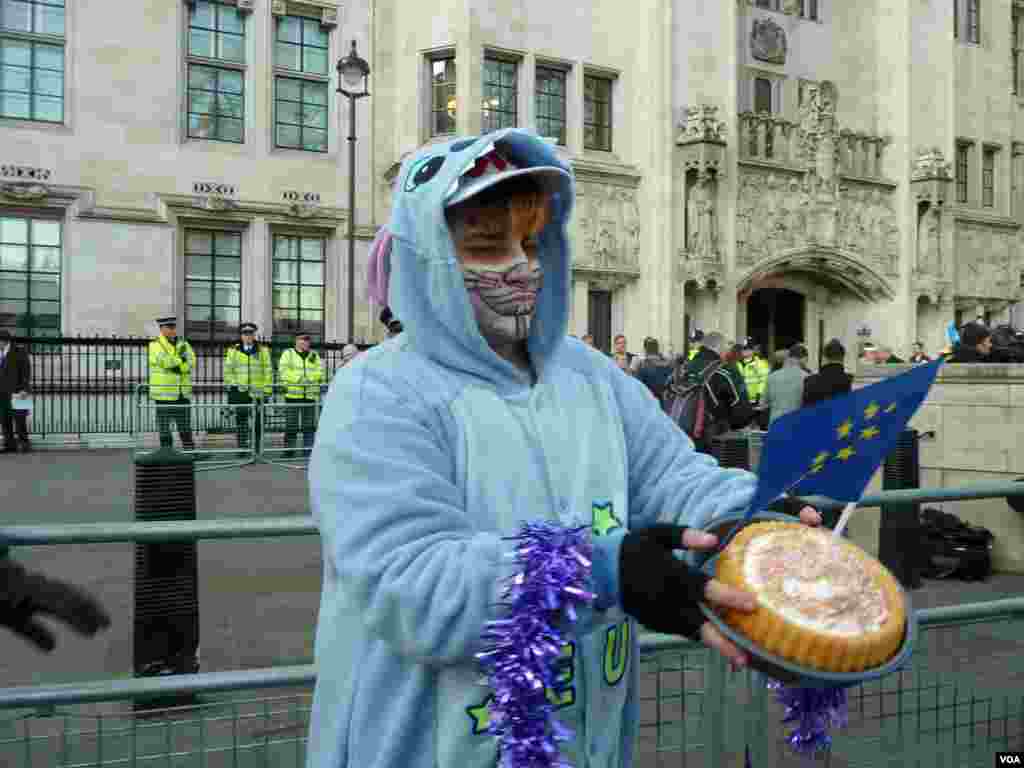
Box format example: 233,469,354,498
466,694,494,735
592,501,622,537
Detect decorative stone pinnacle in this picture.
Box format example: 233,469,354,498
912,147,952,182
679,105,727,144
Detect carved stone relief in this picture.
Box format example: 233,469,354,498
955,223,1016,300
574,181,641,270
751,17,787,65
0,182,49,202
736,169,898,276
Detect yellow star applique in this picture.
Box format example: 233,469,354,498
591,502,622,537
864,401,880,420
836,419,854,439
884,402,898,413
836,445,857,461
466,694,494,735
860,426,881,440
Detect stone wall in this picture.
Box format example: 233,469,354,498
849,363,1024,574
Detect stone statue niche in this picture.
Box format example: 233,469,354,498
915,200,941,277
684,168,719,260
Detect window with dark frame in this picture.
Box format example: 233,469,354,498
0,0,65,122
274,14,329,152
430,56,456,136
184,230,242,342
954,0,959,39
956,142,970,203
754,77,773,113
800,0,819,20
482,57,517,133
0,216,61,337
983,147,996,208
966,0,980,43
535,66,567,145
583,74,612,152
187,0,245,143
755,0,779,9
271,234,325,344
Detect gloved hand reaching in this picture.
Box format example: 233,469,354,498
619,524,755,641
0,555,112,652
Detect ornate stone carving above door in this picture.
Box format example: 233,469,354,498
736,168,898,277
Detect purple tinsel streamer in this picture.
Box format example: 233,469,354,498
476,522,596,768
766,679,849,757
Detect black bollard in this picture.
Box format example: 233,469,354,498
133,447,199,708
713,432,751,471
878,429,923,590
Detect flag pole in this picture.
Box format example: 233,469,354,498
831,501,858,539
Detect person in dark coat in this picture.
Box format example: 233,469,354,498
948,322,993,362
803,338,854,407
0,329,31,453
679,332,754,452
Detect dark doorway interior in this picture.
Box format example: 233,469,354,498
588,290,612,354
746,288,805,356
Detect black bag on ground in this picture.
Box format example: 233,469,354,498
919,508,994,581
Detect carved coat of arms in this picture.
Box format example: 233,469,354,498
751,18,787,65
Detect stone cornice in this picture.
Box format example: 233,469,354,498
953,210,1021,230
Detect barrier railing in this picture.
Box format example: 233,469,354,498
2,481,1023,767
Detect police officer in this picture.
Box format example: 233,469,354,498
148,316,195,450
737,339,770,406
278,332,324,459
687,328,704,362
223,322,272,450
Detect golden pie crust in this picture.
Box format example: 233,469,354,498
715,521,906,673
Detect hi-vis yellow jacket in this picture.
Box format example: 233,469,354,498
148,335,195,401
738,355,770,402
223,344,273,397
278,348,325,400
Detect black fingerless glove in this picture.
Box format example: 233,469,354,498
765,495,808,518
619,524,711,639
1,556,112,652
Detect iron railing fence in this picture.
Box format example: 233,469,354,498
5,335,372,439
1,604,1021,768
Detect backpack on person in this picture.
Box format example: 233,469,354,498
663,361,724,441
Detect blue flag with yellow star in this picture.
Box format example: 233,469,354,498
747,358,943,517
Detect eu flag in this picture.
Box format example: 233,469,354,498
747,358,943,517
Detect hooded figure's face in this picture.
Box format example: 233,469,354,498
446,183,547,345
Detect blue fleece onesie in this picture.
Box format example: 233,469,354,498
306,128,758,768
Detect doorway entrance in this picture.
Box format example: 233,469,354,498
588,290,612,354
746,288,805,356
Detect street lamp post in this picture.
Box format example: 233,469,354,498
337,39,370,343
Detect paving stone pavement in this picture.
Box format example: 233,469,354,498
1,448,1022,767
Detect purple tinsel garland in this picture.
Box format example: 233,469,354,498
766,679,849,756
476,522,596,768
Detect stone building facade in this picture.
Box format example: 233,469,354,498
2,0,1023,357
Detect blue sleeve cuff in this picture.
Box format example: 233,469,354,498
590,528,628,613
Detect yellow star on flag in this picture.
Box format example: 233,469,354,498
884,402,898,413
864,401,880,420
813,450,830,466
836,419,854,439
836,445,857,461
860,426,881,440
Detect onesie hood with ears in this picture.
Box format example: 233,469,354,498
384,129,574,390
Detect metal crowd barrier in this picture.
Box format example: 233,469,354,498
132,385,328,472
2,481,1024,767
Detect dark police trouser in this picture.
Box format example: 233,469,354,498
227,389,261,449
283,397,318,454
155,397,194,450
0,392,29,449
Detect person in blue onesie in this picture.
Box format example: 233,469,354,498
306,128,820,768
